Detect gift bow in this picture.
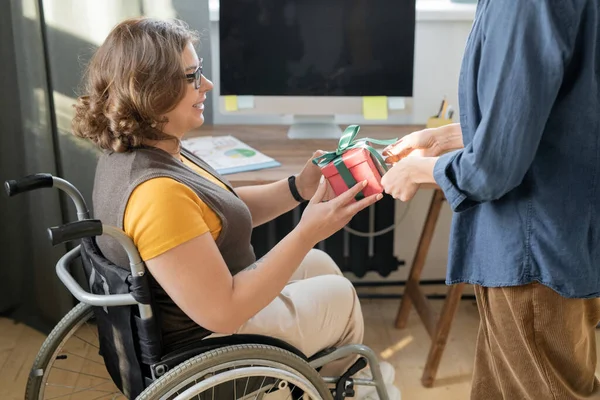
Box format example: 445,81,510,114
312,125,397,170
312,125,397,199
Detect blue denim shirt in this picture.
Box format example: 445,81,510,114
433,0,600,298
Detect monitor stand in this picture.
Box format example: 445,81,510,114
287,115,342,140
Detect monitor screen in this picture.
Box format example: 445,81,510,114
219,0,416,97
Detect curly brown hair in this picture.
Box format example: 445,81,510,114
72,17,199,152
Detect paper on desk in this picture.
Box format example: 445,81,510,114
182,135,281,175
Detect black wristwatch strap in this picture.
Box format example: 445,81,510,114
288,175,306,202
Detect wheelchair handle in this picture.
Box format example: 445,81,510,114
4,173,90,219
4,173,53,196
48,220,103,246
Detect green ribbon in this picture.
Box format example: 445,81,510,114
333,156,362,199
312,125,397,200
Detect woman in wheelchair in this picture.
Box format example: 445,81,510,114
69,16,395,397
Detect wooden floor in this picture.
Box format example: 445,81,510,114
2,298,599,399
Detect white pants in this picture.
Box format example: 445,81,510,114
234,249,365,376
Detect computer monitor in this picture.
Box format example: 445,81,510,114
217,0,416,138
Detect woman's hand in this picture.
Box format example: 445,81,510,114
382,123,463,164
296,178,382,245
382,129,442,163
381,157,437,202
295,150,326,200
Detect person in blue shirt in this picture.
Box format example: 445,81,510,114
381,1,600,398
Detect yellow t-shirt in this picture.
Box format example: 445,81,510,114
123,157,229,261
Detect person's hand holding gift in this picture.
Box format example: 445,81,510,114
380,157,437,202
380,124,464,202
381,123,464,163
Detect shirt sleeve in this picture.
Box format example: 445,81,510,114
123,177,211,261
434,0,578,212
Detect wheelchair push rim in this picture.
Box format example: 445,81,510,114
137,344,333,400
172,365,322,399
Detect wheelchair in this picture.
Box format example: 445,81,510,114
5,173,391,400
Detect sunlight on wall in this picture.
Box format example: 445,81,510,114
141,0,177,19
22,0,37,19
41,0,141,46
52,91,75,132
34,0,176,139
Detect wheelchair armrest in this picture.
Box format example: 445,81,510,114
57,245,139,307
53,224,154,320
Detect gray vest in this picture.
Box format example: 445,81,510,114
92,146,256,352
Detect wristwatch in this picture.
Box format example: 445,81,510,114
287,175,306,203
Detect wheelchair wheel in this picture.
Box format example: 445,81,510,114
138,344,333,400
25,302,126,400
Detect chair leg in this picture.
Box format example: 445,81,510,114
421,283,466,387
395,189,445,329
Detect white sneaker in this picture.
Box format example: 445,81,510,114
352,361,401,400
355,361,395,383
377,361,396,385
385,382,402,400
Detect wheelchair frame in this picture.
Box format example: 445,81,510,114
5,173,391,400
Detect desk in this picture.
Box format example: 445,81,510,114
186,124,421,186
186,124,464,387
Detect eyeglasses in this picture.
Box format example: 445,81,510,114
185,58,203,89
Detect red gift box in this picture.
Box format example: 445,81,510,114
321,148,386,199
312,125,397,201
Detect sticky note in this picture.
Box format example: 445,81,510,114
224,95,238,111
237,95,255,109
363,96,388,120
388,97,406,110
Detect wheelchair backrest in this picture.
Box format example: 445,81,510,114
81,236,163,399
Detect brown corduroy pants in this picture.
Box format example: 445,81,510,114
471,282,600,400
